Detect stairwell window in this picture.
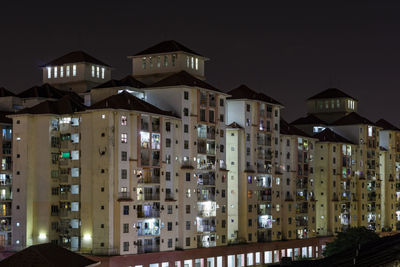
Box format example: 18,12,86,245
186,56,190,68
60,66,64,78
47,67,51,78
96,66,100,78
72,65,77,76
195,58,198,70
157,56,161,68
142,57,146,69
164,55,168,67
172,54,176,66
91,66,95,77
54,66,58,78
66,66,70,77
101,67,105,79
191,57,194,69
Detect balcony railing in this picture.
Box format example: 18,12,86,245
137,244,160,254
137,210,160,218
118,192,132,200
197,225,216,232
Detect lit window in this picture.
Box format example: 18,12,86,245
164,55,168,67
47,67,51,78
186,56,190,68
276,178,280,185
96,66,100,78
172,54,176,66
142,57,146,69
91,66,95,77
195,58,198,70
72,65,77,76
54,66,58,78
157,56,161,68
101,67,105,79
368,126,373,137
191,57,194,69
101,114,105,119
60,66,64,77
66,65,70,77
121,116,127,126
149,56,153,68
121,133,128,143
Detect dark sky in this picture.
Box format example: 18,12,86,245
1,1,400,123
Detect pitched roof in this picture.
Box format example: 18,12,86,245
0,111,12,124
0,87,15,97
291,114,328,125
43,50,111,67
307,88,357,101
0,243,99,267
314,128,354,144
17,84,83,103
134,40,203,57
227,84,282,105
16,95,86,115
331,112,375,126
89,91,175,117
227,122,243,129
280,119,311,137
150,71,222,93
93,75,146,89
375,119,400,131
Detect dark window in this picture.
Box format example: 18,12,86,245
123,205,129,215
184,91,189,100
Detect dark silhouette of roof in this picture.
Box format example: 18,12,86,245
17,84,83,103
307,88,357,101
89,91,176,117
93,75,146,89
375,119,400,131
43,50,111,67
227,122,243,129
134,40,203,57
151,71,222,93
16,95,86,115
0,87,15,97
0,243,99,267
291,114,328,125
314,128,354,144
227,84,282,105
331,112,374,126
280,119,311,137
0,112,12,124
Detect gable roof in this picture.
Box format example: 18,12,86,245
0,243,99,267
331,112,375,126
150,71,222,93
89,91,175,117
280,119,311,137
0,87,15,97
227,122,243,129
15,95,86,115
43,51,111,67
93,75,146,90
134,40,203,57
375,119,400,131
307,88,357,101
314,128,354,144
227,84,282,106
291,114,328,125
17,84,83,103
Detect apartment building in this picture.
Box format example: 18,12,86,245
279,119,316,240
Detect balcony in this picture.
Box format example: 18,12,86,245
118,192,132,201
137,240,160,254
197,224,216,233
137,209,160,218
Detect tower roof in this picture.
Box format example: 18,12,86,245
17,83,83,103
375,119,400,131
0,87,15,97
15,95,86,115
280,119,311,137
331,112,374,126
227,84,283,106
134,40,203,57
43,50,111,67
307,88,357,101
314,128,354,144
93,75,146,90
291,114,328,126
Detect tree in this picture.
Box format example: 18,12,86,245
323,227,379,257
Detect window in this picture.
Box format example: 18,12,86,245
184,140,189,150
168,239,173,248
184,124,189,133
183,108,189,116
47,67,51,78
168,205,173,214
66,65,70,77
167,222,173,231
200,109,206,121
186,221,190,230
142,57,146,69
186,237,190,246
209,110,215,123
186,56,190,68
166,172,171,181
166,138,171,148
54,66,58,78
157,56,161,68
248,219,252,226
60,66,64,77
219,114,224,122
191,57,194,68
220,144,224,153
172,54,176,66
51,187,59,195
222,220,226,228
184,91,189,100
186,173,190,182
121,151,127,161
123,242,129,251
92,66,95,77
72,65,77,76
166,122,171,132
186,205,190,214
247,104,251,112
121,169,127,179
123,205,129,215
220,99,224,106
123,223,129,233
96,66,100,78
222,190,226,198
121,116,127,125
149,56,153,68
195,58,198,70
164,55,168,67
121,133,127,143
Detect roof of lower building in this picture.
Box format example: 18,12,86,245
17,84,83,103
375,119,400,131
15,95,86,115
134,40,203,57
307,88,357,101
0,243,99,267
331,112,375,126
314,128,354,144
89,91,175,117
226,122,243,129
280,119,311,137
291,114,328,125
0,87,15,97
0,111,12,124
150,71,223,93
93,75,146,89
227,84,283,105
43,50,111,67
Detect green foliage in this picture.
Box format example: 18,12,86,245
323,227,379,257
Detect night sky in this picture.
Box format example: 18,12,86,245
1,1,400,123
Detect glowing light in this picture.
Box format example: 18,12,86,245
39,233,47,240
83,234,92,241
